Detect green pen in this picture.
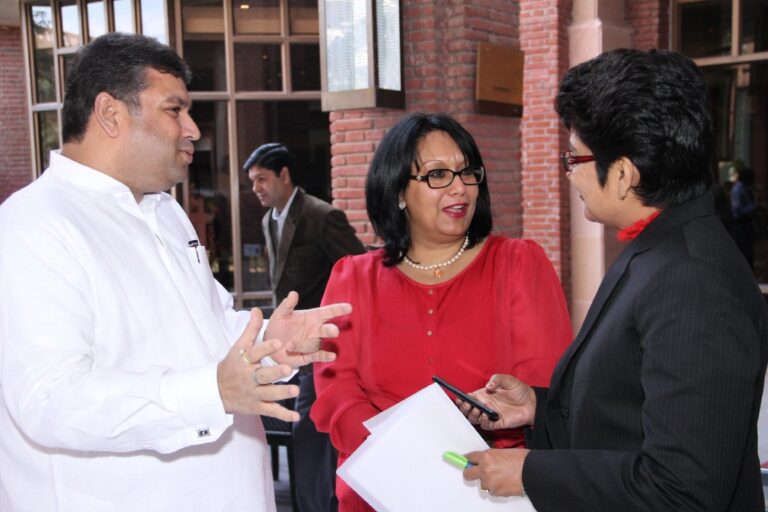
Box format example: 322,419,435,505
443,450,476,469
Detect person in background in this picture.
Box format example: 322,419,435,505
461,49,768,512
311,112,573,511
730,167,757,268
0,33,350,511
245,143,366,512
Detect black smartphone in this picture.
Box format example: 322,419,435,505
432,375,499,422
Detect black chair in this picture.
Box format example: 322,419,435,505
261,398,299,512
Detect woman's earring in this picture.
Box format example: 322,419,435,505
398,200,406,210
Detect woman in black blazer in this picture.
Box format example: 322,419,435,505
461,49,768,511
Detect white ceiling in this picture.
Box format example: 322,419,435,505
0,0,20,27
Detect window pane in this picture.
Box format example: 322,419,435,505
183,0,225,91
114,0,136,34
289,0,318,35
233,0,280,35
236,100,330,293
60,0,81,47
325,0,369,91
679,0,731,58
290,43,320,91
234,43,282,91
187,101,234,290
703,62,768,281
30,5,55,103
376,0,400,90
37,110,59,171
742,0,768,54
87,0,107,41
141,0,168,43
61,53,77,89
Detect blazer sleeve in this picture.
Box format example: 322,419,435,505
523,258,764,511
319,208,366,264
310,256,380,456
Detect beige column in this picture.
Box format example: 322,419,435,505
568,0,631,331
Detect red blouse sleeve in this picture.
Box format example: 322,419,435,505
310,255,382,456
506,240,572,387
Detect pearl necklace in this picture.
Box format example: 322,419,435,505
403,235,470,278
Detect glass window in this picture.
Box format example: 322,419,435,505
87,0,107,41
236,100,330,293
60,0,82,47
324,0,369,91
376,0,400,91
60,53,77,89
186,101,234,290
233,0,280,35
289,0,318,35
290,43,320,91
183,0,226,91
30,4,55,104
141,0,168,43
742,0,768,54
703,62,768,281
37,110,59,171
679,0,731,58
114,0,136,34
234,43,282,91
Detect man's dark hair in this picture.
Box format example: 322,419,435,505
365,112,493,266
243,143,297,185
62,32,192,143
555,48,714,208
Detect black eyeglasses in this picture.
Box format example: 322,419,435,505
560,150,595,173
409,165,485,189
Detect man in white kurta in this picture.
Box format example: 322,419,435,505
0,33,344,511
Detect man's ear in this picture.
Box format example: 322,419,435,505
617,157,640,200
279,166,292,184
92,92,122,138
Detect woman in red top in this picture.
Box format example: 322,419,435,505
310,113,572,511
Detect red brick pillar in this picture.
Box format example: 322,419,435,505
519,0,572,296
627,0,670,50
0,26,32,204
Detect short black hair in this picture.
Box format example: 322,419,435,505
243,143,297,185
555,48,713,208
62,33,192,143
365,113,492,266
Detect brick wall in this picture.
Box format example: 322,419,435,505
329,0,523,246
519,0,572,296
0,25,32,204
626,0,670,50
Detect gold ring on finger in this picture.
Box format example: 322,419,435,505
239,348,253,365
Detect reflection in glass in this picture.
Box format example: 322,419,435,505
60,0,81,47
141,0,168,43
234,43,282,91
114,0,135,34
236,100,330,293
233,0,280,35
289,0,318,34
87,0,107,41
702,62,768,281
37,110,59,171
30,5,55,103
325,0,369,91
182,0,224,34
186,101,234,290
742,0,768,54
185,40,226,91
291,44,320,91
61,54,77,88
679,0,731,58
376,0,400,90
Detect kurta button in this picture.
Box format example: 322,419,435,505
429,357,434,364
427,330,433,336
427,289,434,295
560,407,569,418
427,309,434,315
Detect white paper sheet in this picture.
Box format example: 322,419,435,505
338,383,537,512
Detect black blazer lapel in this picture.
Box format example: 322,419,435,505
274,188,303,285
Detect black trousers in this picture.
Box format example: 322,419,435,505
292,370,338,512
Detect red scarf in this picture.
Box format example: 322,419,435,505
617,210,662,242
